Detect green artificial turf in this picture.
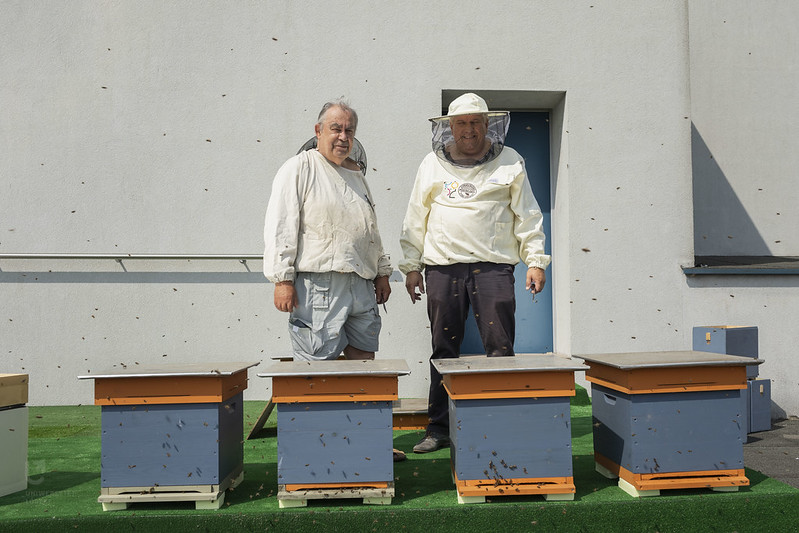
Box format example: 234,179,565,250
1,389,798,532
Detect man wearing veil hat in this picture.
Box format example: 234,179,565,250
399,93,551,453
264,100,392,362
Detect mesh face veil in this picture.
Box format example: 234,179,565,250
297,136,368,175
431,113,510,167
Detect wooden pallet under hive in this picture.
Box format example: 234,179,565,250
97,468,244,511
595,452,748,497
277,482,394,508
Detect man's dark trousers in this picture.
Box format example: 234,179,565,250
424,262,516,435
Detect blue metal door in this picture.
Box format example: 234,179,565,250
461,111,553,353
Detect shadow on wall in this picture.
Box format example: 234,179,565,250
691,123,771,256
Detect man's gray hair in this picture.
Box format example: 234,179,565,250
317,99,358,131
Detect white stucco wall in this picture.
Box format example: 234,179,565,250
690,1,799,256
1,2,795,416
687,1,799,418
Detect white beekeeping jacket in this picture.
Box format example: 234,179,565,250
399,146,550,274
264,149,391,283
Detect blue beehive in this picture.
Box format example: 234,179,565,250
78,362,258,510
450,396,573,482
580,350,758,496
276,401,393,485
591,384,744,474
433,354,587,502
258,359,410,507
100,394,243,487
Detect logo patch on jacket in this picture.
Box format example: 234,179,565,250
457,183,477,198
443,180,477,199
444,180,459,198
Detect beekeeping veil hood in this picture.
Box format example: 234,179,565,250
430,93,510,168
297,136,368,176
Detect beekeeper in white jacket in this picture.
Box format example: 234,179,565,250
399,93,550,453
264,100,392,361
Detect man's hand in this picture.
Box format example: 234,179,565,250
526,267,546,295
273,281,299,312
405,271,425,303
374,275,391,305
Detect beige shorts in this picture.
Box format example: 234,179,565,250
288,272,381,361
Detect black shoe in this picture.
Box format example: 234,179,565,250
393,448,407,462
413,432,449,453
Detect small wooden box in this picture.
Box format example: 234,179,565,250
0,373,29,408
434,354,587,503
